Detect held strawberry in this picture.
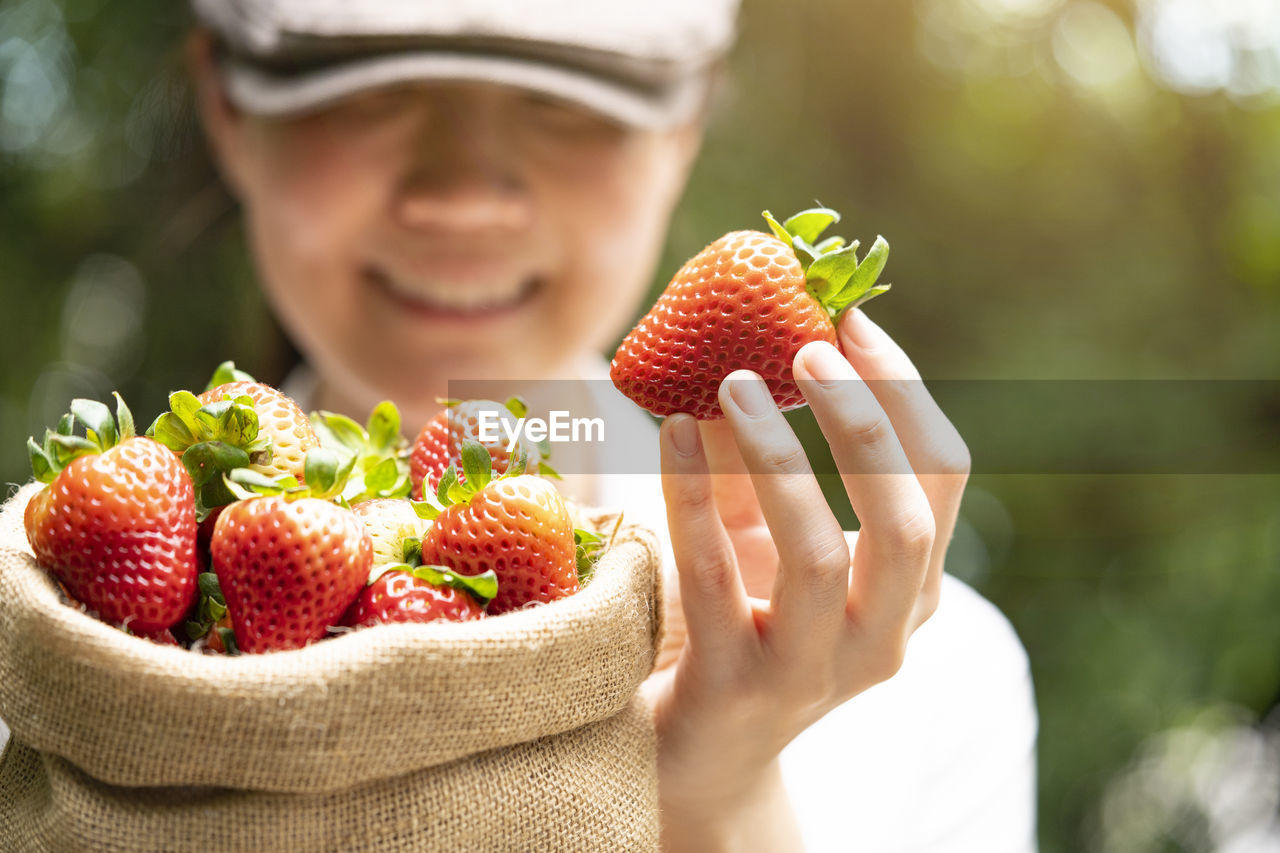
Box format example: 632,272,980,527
409,397,544,500
415,441,579,615
610,207,890,419
24,394,199,635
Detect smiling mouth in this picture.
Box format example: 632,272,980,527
364,267,540,317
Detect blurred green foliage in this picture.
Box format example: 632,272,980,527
2,0,1278,850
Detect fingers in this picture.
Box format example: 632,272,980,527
717,373,850,657
836,309,971,623
659,414,754,661
698,419,766,530
791,342,935,632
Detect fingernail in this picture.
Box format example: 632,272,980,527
840,309,881,350
668,414,701,457
800,342,852,389
726,373,773,417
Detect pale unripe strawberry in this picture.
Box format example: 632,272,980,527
199,381,320,482
351,498,427,567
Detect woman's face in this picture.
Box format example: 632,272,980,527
198,56,700,417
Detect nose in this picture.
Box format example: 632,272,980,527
392,88,532,234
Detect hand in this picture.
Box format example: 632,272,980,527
643,309,970,850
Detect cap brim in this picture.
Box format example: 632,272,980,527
220,52,707,129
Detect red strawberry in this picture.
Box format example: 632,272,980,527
410,398,541,500
24,395,198,634
210,496,371,652
340,569,487,627
611,208,890,419
418,452,578,615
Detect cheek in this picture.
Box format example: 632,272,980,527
239,123,394,320
558,140,686,343
243,119,399,267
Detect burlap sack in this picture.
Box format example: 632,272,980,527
0,483,664,852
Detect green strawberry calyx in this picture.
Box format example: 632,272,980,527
146,389,271,521
221,445,357,505
411,438,530,521
761,207,891,322
184,572,240,654
574,513,623,586
28,392,136,483
498,396,561,479
365,535,498,605
311,400,413,504
446,396,560,480
204,360,257,390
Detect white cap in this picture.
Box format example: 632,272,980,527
192,0,741,128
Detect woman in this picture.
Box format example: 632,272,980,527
182,1,1038,849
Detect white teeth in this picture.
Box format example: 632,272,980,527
377,271,532,312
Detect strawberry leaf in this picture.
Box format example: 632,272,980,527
538,460,562,480
71,398,116,450
46,433,99,468
217,627,240,655
303,446,356,500
113,392,135,441
402,536,423,566
183,442,253,520
411,497,443,522
437,465,459,505
849,284,892,309
183,442,252,484
828,236,890,313
185,572,229,640
460,439,493,490
805,242,861,306
503,443,530,481
28,437,55,484
367,401,400,452
311,411,366,454
205,360,255,391
575,528,606,584
363,456,401,493
783,207,840,245
168,390,203,433
504,396,529,419
761,210,793,247
411,565,498,605
225,468,293,500
312,402,411,503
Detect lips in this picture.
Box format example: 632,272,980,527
365,266,539,317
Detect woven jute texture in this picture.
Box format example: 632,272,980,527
0,483,663,851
